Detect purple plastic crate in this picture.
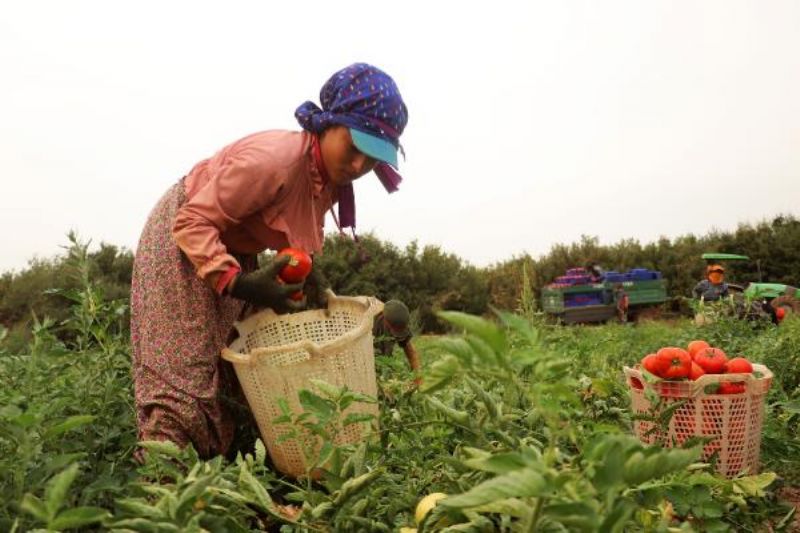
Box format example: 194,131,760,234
564,292,603,307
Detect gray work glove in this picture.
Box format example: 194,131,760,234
304,262,332,310
229,255,306,313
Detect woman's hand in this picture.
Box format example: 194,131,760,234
304,262,332,310
229,255,306,313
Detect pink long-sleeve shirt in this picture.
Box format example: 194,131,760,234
172,130,335,290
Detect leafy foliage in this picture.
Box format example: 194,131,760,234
1,234,799,531
6,215,800,336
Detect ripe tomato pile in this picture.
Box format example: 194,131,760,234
633,339,755,394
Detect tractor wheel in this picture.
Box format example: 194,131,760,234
771,295,800,316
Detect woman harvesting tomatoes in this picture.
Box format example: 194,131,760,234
130,63,409,459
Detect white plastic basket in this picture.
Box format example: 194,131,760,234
222,293,382,477
624,364,773,478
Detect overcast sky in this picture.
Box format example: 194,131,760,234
2,1,799,273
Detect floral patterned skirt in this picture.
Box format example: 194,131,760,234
130,179,255,458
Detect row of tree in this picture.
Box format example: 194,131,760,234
2,216,799,345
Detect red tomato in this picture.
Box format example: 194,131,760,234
630,377,644,390
656,347,692,380
776,307,786,321
277,248,313,283
289,290,304,301
726,357,753,374
641,353,666,377
694,347,728,374
687,340,710,359
690,362,706,381
718,382,746,394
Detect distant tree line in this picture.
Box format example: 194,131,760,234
2,215,799,347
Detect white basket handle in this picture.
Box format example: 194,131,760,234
222,291,382,365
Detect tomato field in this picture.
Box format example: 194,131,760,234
2,252,800,532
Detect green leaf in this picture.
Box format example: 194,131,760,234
332,469,382,506
20,494,48,522
315,441,335,469
43,415,95,439
50,507,111,530
695,501,724,519
465,336,500,366
175,475,215,519
624,446,702,485
464,376,499,419
467,497,530,518
342,412,374,426
543,502,598,532
139,440,183,458
431,337,476,363
590,378,614,398
426,396,470,425
107,517,180,532
782,400,800,414
255,439,267,466
495,310,539,344
463,451,535,474
588,439,625,490
598,500,635,533
442,467,549,508
438,311,507,355
45,464,80,519
732,472,777,497
277,397,292,416
35,454,86,478
298,389,334,421
340,390,377,411
420,354,462,394
309,379,342,401
238,464,273,512
115,498,167,520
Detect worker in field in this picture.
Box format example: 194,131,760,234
693,263,729,302
130,63,409,460
372,299,421,386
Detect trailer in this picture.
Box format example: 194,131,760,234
542,267,668,324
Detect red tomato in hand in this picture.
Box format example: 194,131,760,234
277,248,313,283
630,377,644,390
641,353,666,377
687,340,710,359
656,347,692,379
690,362,706,381
726,357,753,374
694,347,728,374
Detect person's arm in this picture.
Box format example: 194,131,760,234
402,340,422,386
173,144,286,293
693,280,706,299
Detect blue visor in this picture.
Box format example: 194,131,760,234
349,128,398,168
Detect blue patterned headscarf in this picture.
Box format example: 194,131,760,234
295,63,408,228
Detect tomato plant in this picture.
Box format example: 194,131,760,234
0,239,798,532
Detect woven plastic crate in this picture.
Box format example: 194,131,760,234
221,293,382,478
624,364,773,478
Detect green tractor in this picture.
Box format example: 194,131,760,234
694,253,799,324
